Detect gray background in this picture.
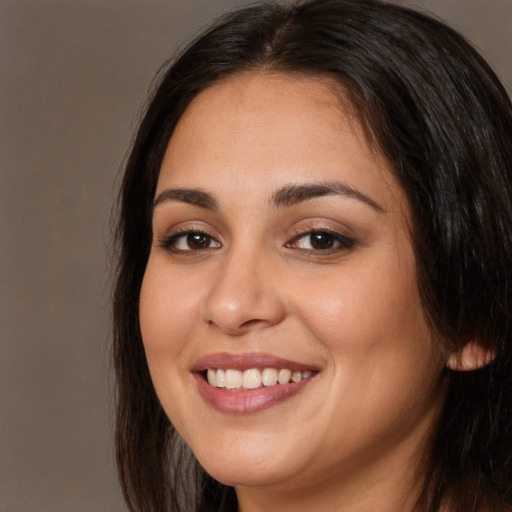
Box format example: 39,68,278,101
1,1,510,511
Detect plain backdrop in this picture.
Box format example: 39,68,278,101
1,1,510,511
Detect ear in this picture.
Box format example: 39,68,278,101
446,340,496,371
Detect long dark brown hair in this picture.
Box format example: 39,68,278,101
113,1,512,510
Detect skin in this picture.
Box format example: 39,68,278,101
139,72,450,511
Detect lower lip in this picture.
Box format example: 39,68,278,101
194,373,313,414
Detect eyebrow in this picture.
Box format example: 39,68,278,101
153,188,219,210
152,180,384,213
270,181,384,211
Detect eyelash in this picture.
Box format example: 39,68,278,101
286,229,355,254
157,229,221,254
157,228,355,255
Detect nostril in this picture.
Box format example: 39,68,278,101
240,318,265,329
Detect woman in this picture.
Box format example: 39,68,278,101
113,0,512,510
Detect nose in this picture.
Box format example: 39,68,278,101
200,250,286,336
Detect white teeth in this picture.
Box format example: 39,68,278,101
242,368,262,389
225,369,243,389
207,367,314,389
262,368,278,386
291,370,302,383
216,369,226,388
278,369,292,384
207,369,216,386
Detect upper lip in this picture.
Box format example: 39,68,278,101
191,352,319,372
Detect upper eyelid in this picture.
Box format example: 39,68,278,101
155,221,219,239
288,229,355,245
158,229,353,256
291,226,348,236
157,230,222,253
161,227,218,240
289,220,355,239
155,219,356,247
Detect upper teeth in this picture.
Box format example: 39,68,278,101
206,368,313,389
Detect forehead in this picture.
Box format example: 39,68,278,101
157,71,405,214
168,71,361,156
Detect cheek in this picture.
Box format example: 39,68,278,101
139,258,200,348
292,253,440,382
138,261,201,406
296,263,445,434
138,260,199,425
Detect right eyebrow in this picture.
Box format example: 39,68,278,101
270,181,384,212
153,188,219,211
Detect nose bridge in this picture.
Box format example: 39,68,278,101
201,243,284,335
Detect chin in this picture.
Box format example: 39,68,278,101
201,461,294,488
190,435,304,488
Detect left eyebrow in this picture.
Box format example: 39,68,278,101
153,188,219,211
270,181,384,212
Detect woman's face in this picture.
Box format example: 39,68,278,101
140,72,447,502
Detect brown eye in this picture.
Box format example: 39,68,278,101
309,232,336,250
159,231,221,252
288,230,355,253
187,233,212,249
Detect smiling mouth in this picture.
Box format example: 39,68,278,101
193,353,319,413
206,368,315,390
